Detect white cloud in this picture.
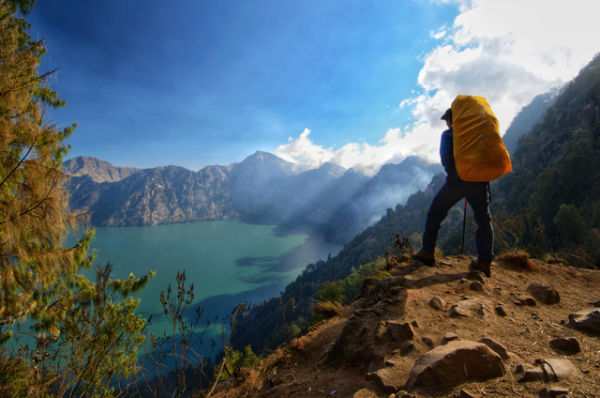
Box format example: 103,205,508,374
277,0,600,173
409,0,600,143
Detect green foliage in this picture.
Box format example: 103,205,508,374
0,0,81,341
213,345,259,382
0,3,154,396
316,281,345,304
494,54,600,267
553,204,586,246
143,270,208,398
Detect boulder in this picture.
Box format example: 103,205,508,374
450,297,492,318
569,308,600,334
527,283,560,304
405,340,504,390
519,358,578,382
367,366,405,393
549,337,581,354
479,337,510,360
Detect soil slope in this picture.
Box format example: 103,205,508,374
211,255,600,398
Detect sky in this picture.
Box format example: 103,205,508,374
30,0,600,173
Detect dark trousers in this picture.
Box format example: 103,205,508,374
422,177,493,263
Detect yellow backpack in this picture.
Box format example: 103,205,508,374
451,95,512,182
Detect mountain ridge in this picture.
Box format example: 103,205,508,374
64,152,441,243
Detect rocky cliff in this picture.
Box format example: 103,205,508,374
62,156,140,183
211,254,600,397
64,152,440,242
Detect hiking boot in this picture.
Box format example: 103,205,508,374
469,261,491,277
412,250,435,266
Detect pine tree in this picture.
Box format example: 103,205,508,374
0,0,84,341
0,2,153,395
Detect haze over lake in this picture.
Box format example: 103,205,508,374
71,221,340,334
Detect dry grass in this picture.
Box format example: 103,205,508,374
496,250,538,272
314,300,342,318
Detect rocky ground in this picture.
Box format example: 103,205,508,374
210,254,600,397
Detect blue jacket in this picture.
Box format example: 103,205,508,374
440,128,458,179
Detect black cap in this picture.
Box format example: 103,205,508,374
441,108,452,121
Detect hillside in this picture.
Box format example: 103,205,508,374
502,88,560,154
495,53,600,267
212,255,600,397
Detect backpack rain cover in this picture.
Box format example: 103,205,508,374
451,95,512,182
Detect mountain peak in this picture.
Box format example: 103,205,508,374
63,156,140,183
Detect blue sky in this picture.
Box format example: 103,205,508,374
30,0,600,172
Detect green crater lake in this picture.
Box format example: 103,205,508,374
70,221,340,335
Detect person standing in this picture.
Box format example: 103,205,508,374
413,108,494,277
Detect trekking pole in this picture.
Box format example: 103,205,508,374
461,198,467,255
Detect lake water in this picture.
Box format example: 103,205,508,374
69,221,340,336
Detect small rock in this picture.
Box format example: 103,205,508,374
367,366,405,393
429,296,446,310
352,388,379,398
406,340,504,390
469,281,484,291
527,283,560,304
495,304,507,316
376,320,388,340
401,341,417,356
540,385,570,398
590,299,600,307
515,364,525,373
421,336,434,348
458,389,479,398
549,337,581,354
411,320,419,328
388,321,415,342
442,332,459,345
569,308,600,334
479,337,510,360
514,295,536,306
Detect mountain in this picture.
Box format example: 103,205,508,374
317,156,442,243
74,165,233,226
64,151,440,243
62,156,140,183
502,87,561,154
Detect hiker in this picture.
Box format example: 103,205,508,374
413,108,494,277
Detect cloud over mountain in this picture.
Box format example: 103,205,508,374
276,0,600,171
